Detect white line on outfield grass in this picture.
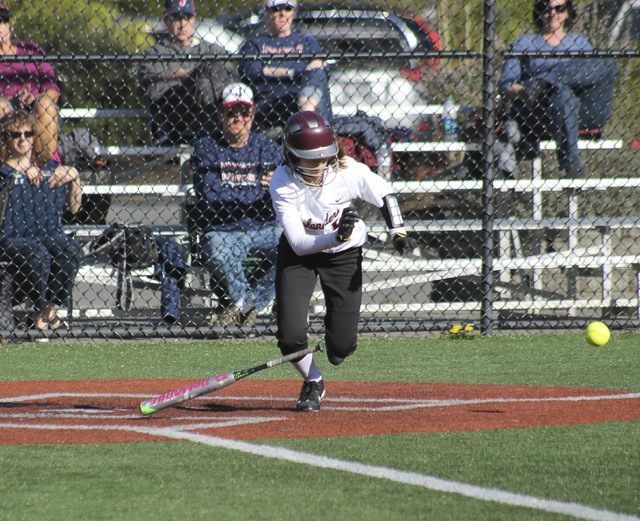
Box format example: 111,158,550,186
0,421,637,521
134,426,640,521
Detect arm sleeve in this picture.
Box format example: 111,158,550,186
138,47,166,89
239,40,266,82
292,35,321,77
270,170,340,255
379,194,407,237
272,196,339,255
498,42,522,94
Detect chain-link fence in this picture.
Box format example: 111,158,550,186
0,0,639,341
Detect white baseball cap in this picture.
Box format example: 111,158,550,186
220,82,254,108
264,0,297,9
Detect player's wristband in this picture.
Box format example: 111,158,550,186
389,227,407,238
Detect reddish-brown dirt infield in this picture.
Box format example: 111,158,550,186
0,379,639,445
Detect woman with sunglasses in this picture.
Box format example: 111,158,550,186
239,0,331,133
499,0,616,177
0,2,60,161
0,111,83,332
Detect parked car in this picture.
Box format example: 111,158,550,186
220,4,441,129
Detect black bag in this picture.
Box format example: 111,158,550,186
58,128,103,169
90,223,159,269
89,224,160,310
59,128,113,226
0,262,15,334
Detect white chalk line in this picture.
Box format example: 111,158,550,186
2,391,639,414
0,420,637,521
0,416,285,431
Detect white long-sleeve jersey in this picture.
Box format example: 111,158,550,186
269,156,394,256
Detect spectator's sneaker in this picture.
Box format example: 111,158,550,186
296,380,325,412
564,163,586,179
212,305,241,327
241,307,258,327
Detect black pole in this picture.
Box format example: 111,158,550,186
481,0,497,335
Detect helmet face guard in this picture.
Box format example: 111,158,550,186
283,111,339,186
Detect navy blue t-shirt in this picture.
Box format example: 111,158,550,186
239,31,323,103
0,162,67,239
190,132,283,232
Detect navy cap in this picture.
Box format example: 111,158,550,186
165,0,196,16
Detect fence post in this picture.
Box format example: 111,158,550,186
481,0,498,335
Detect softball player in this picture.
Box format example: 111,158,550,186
270,111,416,411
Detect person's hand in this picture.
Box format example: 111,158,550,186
167,68,193,80
305,59,326,70
392,232,417,255
24,165,43,186
260,170,274,190
504,83,524,101
48,166,79,188
336,207,360,242
12,88,37,110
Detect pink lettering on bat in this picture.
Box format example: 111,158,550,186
149,377,211,406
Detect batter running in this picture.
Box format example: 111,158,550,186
270,111,417,411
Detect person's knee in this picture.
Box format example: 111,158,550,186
0,98,12,117
326,340,356,366
277,331,308,356
34,95,59,130
71,246,85,267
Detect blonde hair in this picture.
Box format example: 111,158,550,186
0,111,48,165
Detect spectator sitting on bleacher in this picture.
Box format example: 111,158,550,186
190,82,283,327
239,0,331,135
0,111,83,331
137,0,236,146
498,0,616,178
0,1,60,161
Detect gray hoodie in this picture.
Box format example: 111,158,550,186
138,35,236,104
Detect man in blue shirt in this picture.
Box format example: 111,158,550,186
191,83,283,327
239,0,331,133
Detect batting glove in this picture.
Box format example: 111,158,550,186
336,207,360,242
392,231,417,255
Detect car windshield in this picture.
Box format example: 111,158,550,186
296,14,415,56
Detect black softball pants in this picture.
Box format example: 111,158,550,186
275,236,362,366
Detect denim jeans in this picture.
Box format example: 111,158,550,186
0,233,84,313
513,58,617,171
201,225,281,311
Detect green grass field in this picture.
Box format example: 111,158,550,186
0,333,638,521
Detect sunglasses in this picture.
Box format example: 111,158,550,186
268,5,294,13
544,3,569,14
6,130,34,139
226,108,253,119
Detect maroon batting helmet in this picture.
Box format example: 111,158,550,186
283,111,339,185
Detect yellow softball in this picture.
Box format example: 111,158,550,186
585,322,610,347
